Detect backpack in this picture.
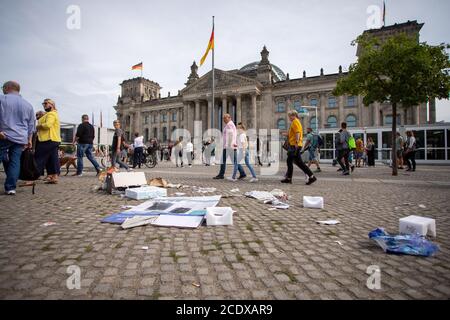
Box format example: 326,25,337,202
316,134,324,148
19,148,40,194
348,136,356,150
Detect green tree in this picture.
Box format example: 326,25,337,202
333,34,450,176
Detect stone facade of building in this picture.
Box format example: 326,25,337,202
114,21,436,143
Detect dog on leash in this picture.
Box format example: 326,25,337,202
59,150,77,176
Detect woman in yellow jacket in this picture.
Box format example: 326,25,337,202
35,98,61,183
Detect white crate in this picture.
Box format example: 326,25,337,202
303,196,324,209
399,215,436,237
125,186,167,200
206,207,233,226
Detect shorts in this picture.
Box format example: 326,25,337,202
355,152,363,159
397,150,403,158
308,149,318,161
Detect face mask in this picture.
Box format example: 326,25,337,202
44,107,52,112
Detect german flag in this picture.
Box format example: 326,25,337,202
200,29,214,66
132,62,143,70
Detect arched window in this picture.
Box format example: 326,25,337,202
276,101,286,113
277,118,286,130
327,116,337,128
346,114,357,127
310,117,319,130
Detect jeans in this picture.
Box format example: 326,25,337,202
0,139,24,192
337,149,350,172
232,149,256,179
133,147,144,168
77,143,101,174
285,146,313,179
35,140,60,176
218,148,245,177
111,150,129,170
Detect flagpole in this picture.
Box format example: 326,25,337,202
211,16,215,129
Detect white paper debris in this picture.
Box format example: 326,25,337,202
334,241,343,246
141,246,149,250
418,204,426,209
174,192,186,196
230,188,240,193
317,220,340,225
41,222,57,227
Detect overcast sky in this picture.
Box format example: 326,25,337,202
1,0,449,127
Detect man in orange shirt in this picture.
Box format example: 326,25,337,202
281,110,317,185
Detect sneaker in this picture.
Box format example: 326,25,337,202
280,178,292,184
315,168,321,173
351,165,355,172
306,176,317,185
226,177,237,182
73,173,83,177
337,168,343,172
189,165,192,168
213,175,224,180
5,190,16,195
342,171,350,176
249,178,258,183
127,168,134,172
237,175,247,180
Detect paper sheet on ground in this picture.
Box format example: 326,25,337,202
101,195,221,224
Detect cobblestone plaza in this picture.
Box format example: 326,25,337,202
0,163,449,300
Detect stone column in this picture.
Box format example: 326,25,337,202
183,102,189,133
429,99,436,124
157,111,161,140
129,113,134,140
251,94,257,130
207,99,213,128
373,102,381,126
320,93,326,129
177,108,181,129
195,100,200,121
415,105,420,125
222,97,228,115
338,96,345,124
236,95,242,124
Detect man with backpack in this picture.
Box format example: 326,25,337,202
335,122,351,176
303,127,322,173
111,120,131,171
73,114,103,176
0,81,35,195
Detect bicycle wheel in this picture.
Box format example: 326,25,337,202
145,155,157,168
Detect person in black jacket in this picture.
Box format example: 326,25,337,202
72,114,102,176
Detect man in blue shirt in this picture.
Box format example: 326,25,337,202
0,81,35,195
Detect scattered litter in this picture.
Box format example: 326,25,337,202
334,241,343,246
141,246,149,250
206,207,234,226
268,208,277,211
192,283,201,288
41,222,57,227
317,220,340,225
167,183,182,189
399,215,436,237
125,186,167,200
418,204,426,209
264,199,289,210
369,228,439,257
194,187,217,193
303,196,324,209
230,188,240,193
149,177,168,188
394,207,399,210
65,207,72,210
174,192,186,196
245,191,276,201
121,216,159,229
152,215,204,229
270,189,288,202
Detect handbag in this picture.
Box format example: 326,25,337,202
282,140,289,151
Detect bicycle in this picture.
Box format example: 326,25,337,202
143,150,158,168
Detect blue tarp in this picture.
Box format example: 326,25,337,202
369,228,439,257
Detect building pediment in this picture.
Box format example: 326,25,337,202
181,68,261,96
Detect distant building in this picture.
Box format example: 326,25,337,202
114,20,436,144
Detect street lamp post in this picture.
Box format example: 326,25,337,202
300,106,319,133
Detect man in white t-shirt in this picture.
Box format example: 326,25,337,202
185,139,193,167
132,132,145,169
